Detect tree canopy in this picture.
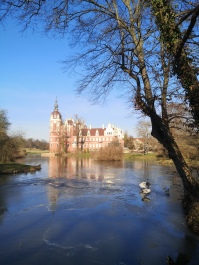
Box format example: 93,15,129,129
0,109,10,134
0,109,24,162
1,1,198,122
151,0,199,129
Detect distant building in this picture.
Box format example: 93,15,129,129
49,100,124,153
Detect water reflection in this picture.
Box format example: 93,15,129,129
47,184,59,212
48,156,124,181
0,155,199,265
47,156,125,212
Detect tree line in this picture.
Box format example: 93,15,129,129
0,110,23,163
23,138,49,150
0,110,49,162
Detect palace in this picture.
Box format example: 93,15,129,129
49,100,124,153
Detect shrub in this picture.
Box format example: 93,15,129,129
93,145,123,161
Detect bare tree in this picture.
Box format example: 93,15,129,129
136,120,151,154
58,128,69,153
73,114,86,151
166,103,199,161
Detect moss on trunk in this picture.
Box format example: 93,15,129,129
185,201,199,234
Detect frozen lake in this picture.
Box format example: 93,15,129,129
0,155,199,265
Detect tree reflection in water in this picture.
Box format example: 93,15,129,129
0,155,198,265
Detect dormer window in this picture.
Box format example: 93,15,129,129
95,129,99,136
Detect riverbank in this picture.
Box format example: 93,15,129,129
124,152,157,160
41,151,158,159
0,152,159,175
0,163,41,174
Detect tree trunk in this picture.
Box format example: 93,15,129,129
151,111,199,197
150,111,199,233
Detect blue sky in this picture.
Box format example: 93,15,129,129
0,20,139,141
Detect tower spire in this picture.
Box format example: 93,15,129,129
54,97,58,111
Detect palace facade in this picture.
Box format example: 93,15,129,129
49,100,124,153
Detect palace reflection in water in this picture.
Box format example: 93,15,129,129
47,156,125,211
48,156,125,180
1,155,199,265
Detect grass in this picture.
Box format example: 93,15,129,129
124,152,157,160
0,163,41,174
25,148,49,154
64,150,91,157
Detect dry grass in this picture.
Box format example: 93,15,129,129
93,146,123,161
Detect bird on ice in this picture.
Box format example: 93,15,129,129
141,188,151,194
139,181,151,189
163,185,170,194
139,181,151,194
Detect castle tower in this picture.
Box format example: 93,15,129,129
49,99,63,153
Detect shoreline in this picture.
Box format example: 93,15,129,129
0,163,41,175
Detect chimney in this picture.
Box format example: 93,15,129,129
102,124,104,129
89,124,92,129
